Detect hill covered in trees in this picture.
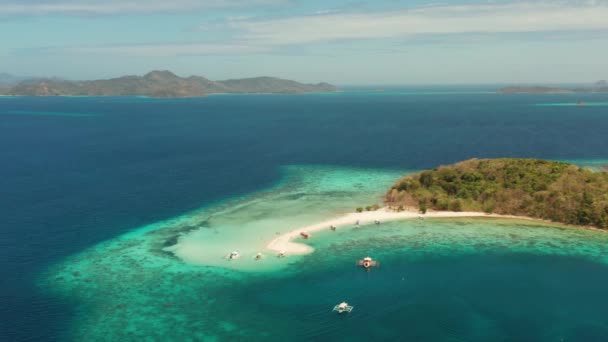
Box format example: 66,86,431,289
385,159,608,228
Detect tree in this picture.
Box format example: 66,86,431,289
419,171,433,188
419,201,428,214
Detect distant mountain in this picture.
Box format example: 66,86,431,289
217,76,336,94
4,70,338,97
497,86,574,94
497,84,608,94
0,73,30,86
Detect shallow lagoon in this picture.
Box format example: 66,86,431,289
43,165,608,341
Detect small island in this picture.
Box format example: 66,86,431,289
267,158,608,256
497,82,608,94
386,158,608,228
2,70,338,98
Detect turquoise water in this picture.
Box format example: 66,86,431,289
42,165,608,341
4,91,608,340
1,110,100,117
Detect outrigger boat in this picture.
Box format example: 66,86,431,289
227,250,240,260
356,256,379,269
300,231,310,239
333,302,354,314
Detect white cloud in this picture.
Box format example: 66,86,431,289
59,42,268,57
26,1,608,58
0,0,283,15
232,2,608,45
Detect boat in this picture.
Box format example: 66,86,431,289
227,250,240,260
277,250,286,258
255,252,263,260
300,232,310,239
330,225,337,231
356,256,379,269
333,302,354,314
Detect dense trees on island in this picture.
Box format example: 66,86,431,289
386,158,608,228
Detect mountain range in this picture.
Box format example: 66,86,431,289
1,70,337,97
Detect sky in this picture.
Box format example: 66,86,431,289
0,0,607,84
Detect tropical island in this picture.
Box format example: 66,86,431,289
386,158,608,228
267,158,608,256
1,70,337,98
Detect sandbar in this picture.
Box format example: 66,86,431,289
266,208,531,255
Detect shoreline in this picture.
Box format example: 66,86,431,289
266,208,566,256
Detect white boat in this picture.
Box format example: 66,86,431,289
356,256,380,269
333,302,354,314
277,250,286,258
255,252,263,260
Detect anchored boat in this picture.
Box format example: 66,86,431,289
300,231,310,239
356,256,379,269
333,302,354,314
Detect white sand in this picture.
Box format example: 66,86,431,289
266,208,524,255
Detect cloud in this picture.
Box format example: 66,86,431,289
21,1,608,57
44,42,268,57
0,0,283,15
232,2,608,45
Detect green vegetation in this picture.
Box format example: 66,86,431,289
386,158,608,228
365,204,380,211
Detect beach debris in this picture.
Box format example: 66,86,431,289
330,225,337,231
333,302,354,314
300,231,310,239
227,250,240,260
356,256,380,269
255,252,263,260
277,250,286,258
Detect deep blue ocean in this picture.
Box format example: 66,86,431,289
2,87,608,341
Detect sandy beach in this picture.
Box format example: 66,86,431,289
266,208,528,255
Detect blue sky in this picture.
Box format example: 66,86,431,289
1,0,607,84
